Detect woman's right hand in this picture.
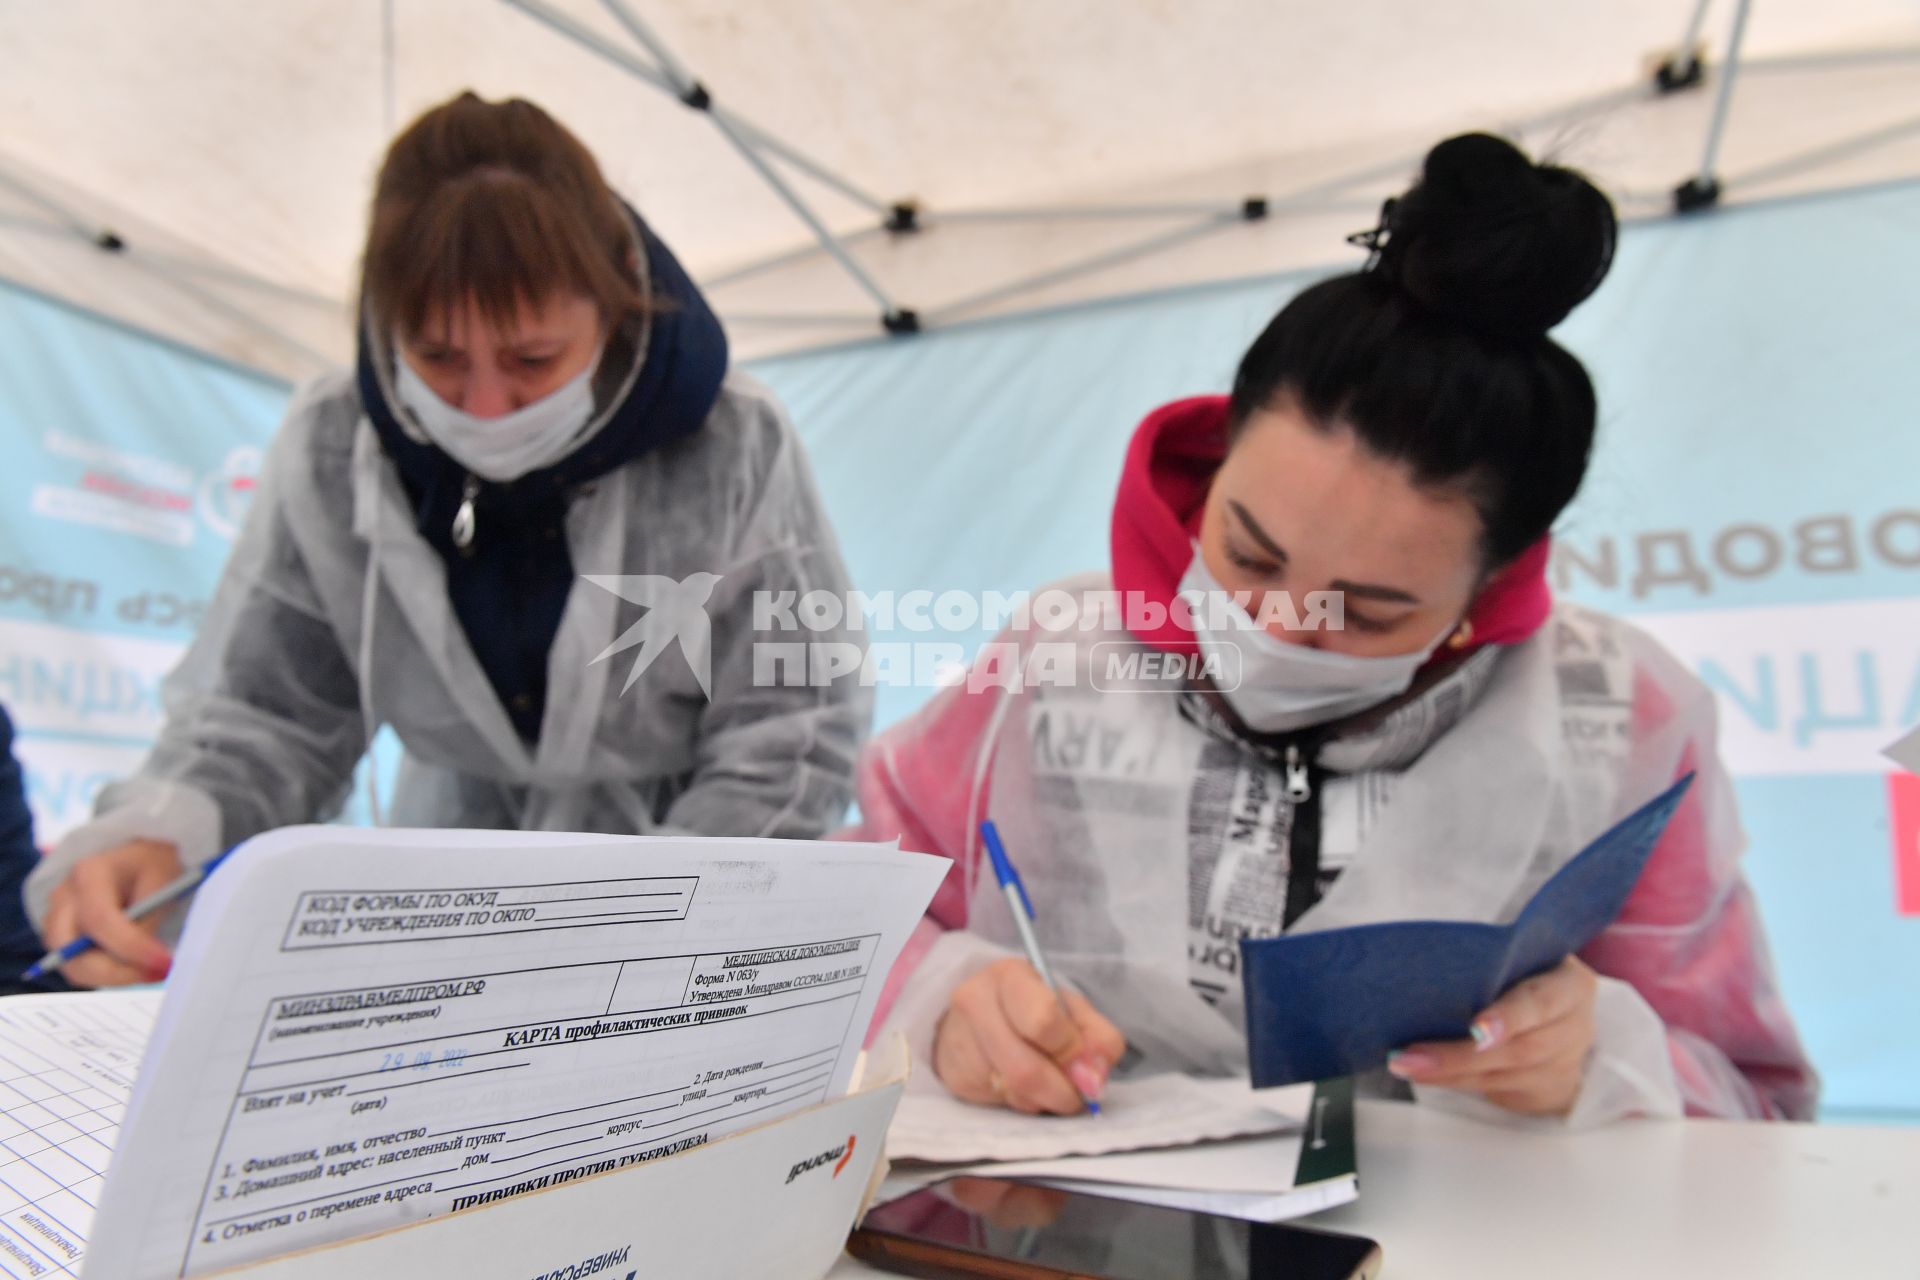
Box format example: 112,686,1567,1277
40,839,184,988
932,957,1126,1114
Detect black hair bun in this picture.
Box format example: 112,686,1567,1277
1369,133,1617,341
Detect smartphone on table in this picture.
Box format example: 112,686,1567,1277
848,1176,1382,1280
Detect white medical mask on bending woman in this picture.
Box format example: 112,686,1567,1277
394,346,604,483
1180,550,1456,734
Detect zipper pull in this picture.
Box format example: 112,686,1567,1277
1283,743,1313,803
451,474,479,551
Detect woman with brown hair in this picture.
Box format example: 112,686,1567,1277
24,92,871,986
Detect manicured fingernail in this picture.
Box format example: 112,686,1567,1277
1471,1017,1504,1052
1387,1050,1435,1079
145,956,172,983
1068,1059,1107,1102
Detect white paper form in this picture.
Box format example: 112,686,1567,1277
1026,1170,1358,1223
880,1081,1356,1225
885,1075,1312,1164
0,990,162,1279
81,828,945,1279
971,1125,1356,1222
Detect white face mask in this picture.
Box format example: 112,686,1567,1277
1179,550,1455,734
393,347,603,483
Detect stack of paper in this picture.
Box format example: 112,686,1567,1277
881,1075,1358,1223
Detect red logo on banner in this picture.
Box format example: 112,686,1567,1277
1891,773,1920,917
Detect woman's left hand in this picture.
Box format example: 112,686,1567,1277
1385,956,1598,1116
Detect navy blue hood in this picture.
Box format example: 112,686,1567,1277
356,208,729,740
0,704,63,993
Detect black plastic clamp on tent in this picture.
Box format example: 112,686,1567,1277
1673,176,1723,213
885,202,921,234
882,309,921,336
1241,197,1270,222
678,81,713,112
1654,55,1706,93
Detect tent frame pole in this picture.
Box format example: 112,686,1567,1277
1674,0,1753,211
722,311,894,329
0,264,295,387
913,136,1478,231
0,160,335,372
496,0,888,214
703,72,1640,321
0,167,102,243
923,213,1242,326
1723,113,1920,193
701,227,887,292
1698,0,1753,181
481,7,1902,343
497,0,914,330
697,74,1637,338
1676,0,1714,65
1740,45,1920,75
721,119,892,218
593,0,915,330
1656,0,1715,90
934,200,1296,224
124,256,338,373
0,164,338,310
381,0,398,132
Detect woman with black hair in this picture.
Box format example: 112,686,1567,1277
849,134,1816,1126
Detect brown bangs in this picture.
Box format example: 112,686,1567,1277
359,92,647,343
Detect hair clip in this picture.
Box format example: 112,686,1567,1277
1344,197,1398,267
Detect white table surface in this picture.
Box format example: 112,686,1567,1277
832,1100,1919,1279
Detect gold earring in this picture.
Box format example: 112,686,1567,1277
1447,618,1475,650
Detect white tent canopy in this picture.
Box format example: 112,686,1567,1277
2,0,1916,379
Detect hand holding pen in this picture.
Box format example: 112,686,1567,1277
29,843,233,986
926,820,1127,1116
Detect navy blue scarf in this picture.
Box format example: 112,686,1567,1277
356,212,729,741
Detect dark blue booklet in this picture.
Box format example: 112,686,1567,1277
1239,773,1694,1088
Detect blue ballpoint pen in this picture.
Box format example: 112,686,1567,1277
979,819,1103,1115
20,847,236,983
